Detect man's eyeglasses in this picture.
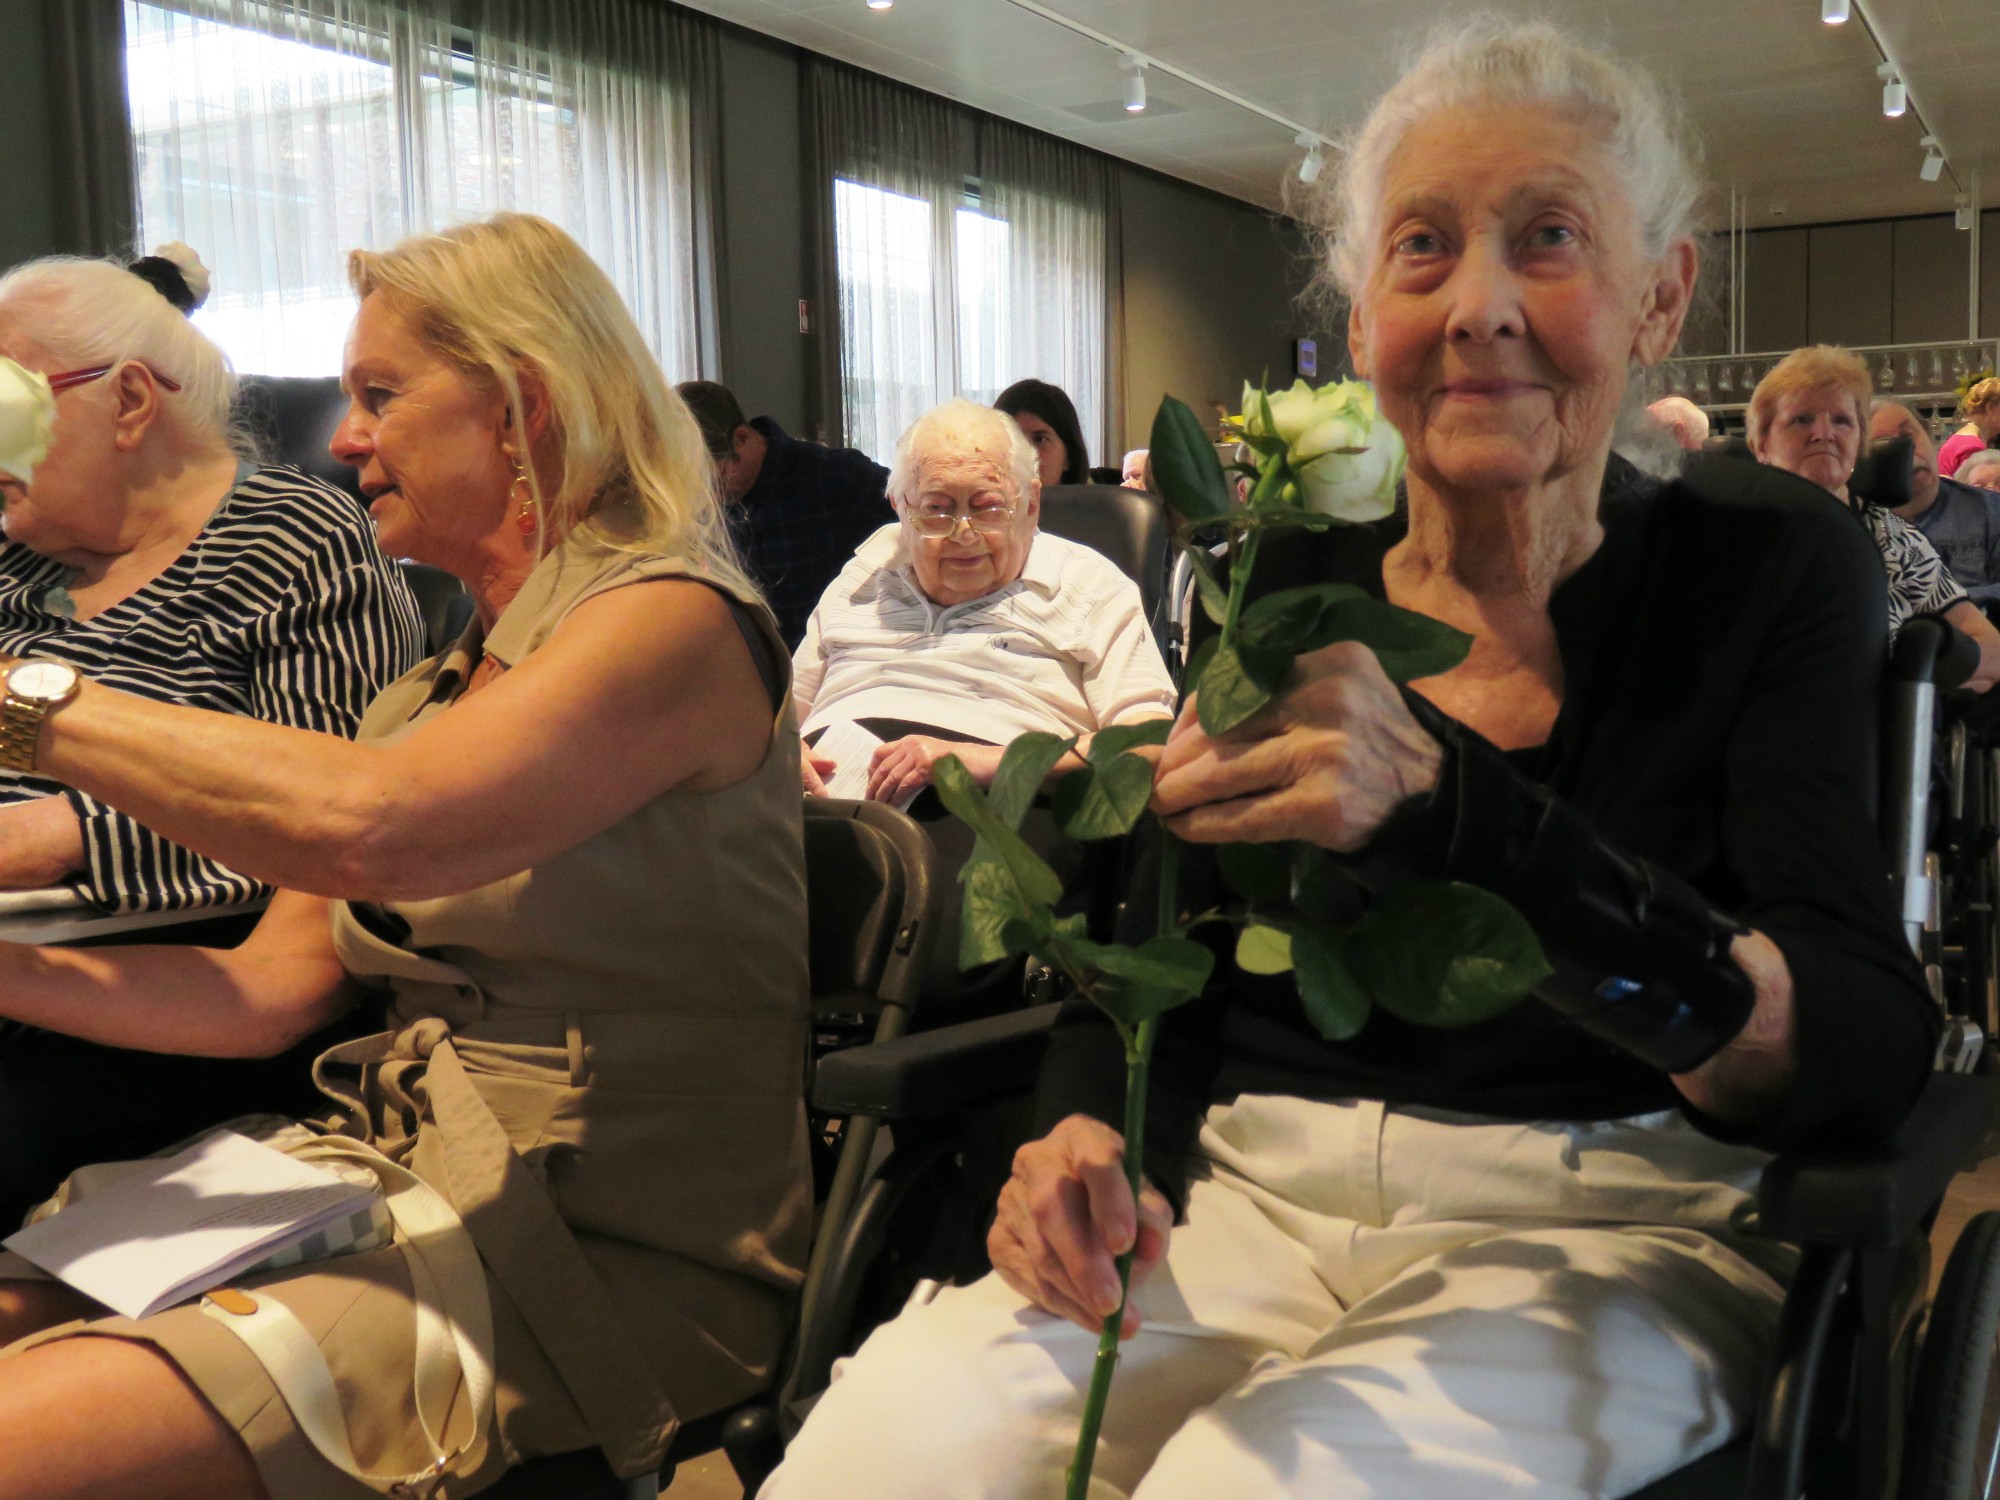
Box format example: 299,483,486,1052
909,502,1015,538
45,363,183,395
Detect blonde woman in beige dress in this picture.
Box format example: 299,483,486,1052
0,213,811,1500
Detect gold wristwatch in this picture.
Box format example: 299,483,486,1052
0,660,81,772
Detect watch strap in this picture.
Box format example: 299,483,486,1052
0,694,51,773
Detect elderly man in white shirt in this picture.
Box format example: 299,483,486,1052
795,398,1177,805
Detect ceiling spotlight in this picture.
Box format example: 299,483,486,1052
867,0,892,9
1122,57,1147,113
1921,136,1945,182
1879,63,1906,118
1821,0,1849,20
1295,132,1325,184
1958,196,1975,231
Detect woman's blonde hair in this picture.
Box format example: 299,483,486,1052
1746,345,1872,452
1965,377,2000,417
348,214,754,596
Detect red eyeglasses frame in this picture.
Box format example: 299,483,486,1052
44,363,183,395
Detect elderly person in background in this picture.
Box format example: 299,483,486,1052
1749,346,2000,689
1870,401,2000,607
1940,376,2000,478
995,378,1095,488
1962,450,2000,491
794,398,1174,805
768,22,1936,1499
0,248,426,1231
0,214,808,1500
1647,393,1710,451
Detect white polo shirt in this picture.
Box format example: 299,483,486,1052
793,523,1178,744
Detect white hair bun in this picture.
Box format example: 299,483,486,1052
151,241,212,309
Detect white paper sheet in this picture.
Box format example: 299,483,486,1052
0,885,88,916
811,721,922,811
4,1131,376,1319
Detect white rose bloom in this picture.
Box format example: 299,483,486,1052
1234,377,1404,523
0,358,56,484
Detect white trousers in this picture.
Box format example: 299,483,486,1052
761,1095,1792,1500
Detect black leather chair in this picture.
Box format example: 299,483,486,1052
1036,483,1170,641
232,375,362,506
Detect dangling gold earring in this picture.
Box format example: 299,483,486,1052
510,453,537,540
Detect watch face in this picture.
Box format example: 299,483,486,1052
10,661,78,704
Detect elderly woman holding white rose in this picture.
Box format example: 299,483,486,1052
765,23,1932,1500
793,398,1175,805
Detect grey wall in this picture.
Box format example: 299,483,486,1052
1116,166,1331,454
714,27,806,435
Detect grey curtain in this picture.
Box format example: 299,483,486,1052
44,0,138,256
802,55,1118,458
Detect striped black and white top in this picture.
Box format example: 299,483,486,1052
0,465,427,913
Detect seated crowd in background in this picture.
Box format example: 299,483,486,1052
1870,399,2000,606
1941,376,2000,479
1747,344,2000,691
792,398,1174,805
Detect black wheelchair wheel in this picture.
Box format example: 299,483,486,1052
1904,1211,2000,1499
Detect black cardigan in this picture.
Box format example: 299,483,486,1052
1034,455,1940,1206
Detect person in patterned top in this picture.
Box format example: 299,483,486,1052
1749,345,2000,691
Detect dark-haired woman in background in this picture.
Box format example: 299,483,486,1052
995,377,1092,487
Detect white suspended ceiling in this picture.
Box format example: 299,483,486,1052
679,0,2000,228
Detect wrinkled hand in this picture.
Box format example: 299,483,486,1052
865,735,951,803
987,1114,1173,1338
1152,641,1443,850
801,741,837,797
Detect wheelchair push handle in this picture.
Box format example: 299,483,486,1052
1892,614,1980,694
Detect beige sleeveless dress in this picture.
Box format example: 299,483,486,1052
0,537,812,1498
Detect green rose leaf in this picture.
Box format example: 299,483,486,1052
1194,638,1291,736
1089,720,1173,760
985,731,1075,831
1184,634,1219,695
1056,754,1157,841
932,756,1063,911
1288,842,1345,925
1237,585,1374,654
1216,843,1292,906
1236,922,1295,975
1292,922,1372,1041
960,853,1020,970
1344,882,1551,1028
1236,587,1473,685
1073,933,1216,1026
1149,396,1232,522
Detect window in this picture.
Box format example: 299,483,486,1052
125,1,708,378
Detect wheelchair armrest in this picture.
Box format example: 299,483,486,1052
810,1003,1061,1119
1758,1070,1997,1246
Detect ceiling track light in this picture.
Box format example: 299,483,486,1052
866,0,892,9
1122,55,1147,113
1921,135,1945,183
1821,0,1849,20
1295,131,1325,185
1958,196,1975,231
1878,62,1906,118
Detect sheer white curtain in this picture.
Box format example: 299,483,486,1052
809,60,1113,464
125,0,715,376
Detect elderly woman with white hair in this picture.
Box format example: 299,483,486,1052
766,22,1933,1500
793,398,1175,805
0,249,425,1229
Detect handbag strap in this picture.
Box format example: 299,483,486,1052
199,1140,496,1496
